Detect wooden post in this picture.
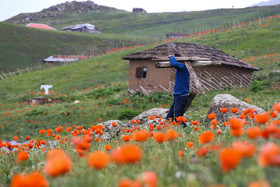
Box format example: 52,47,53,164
184,62,205,95
17,68,22,75
184,92,197,112
1,71,8,79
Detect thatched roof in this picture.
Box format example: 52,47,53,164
122,42,258,71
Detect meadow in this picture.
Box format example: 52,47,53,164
0,15,280,187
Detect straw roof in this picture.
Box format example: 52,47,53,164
122,42,258,70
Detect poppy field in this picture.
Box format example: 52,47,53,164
1,16,280,187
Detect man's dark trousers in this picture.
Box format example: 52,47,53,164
166,94,189,120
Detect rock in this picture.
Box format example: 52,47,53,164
206,94,265,122
94,120,125,140
124,108,169,128
25,97,63,105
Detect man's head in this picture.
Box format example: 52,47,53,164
174,53,182,57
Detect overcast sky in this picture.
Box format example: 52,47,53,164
0,0,269,21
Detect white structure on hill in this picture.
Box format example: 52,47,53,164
60,23,101,34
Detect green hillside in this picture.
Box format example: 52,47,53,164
8,4,280,37
1,3,280,72
0,22,150,71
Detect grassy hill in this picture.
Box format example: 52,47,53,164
7,4,280,37
1,3,280,71
0,22,150,71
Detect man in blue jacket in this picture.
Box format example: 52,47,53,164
166,53,190,128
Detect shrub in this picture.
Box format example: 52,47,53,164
117,109,139,120
249,80,270,92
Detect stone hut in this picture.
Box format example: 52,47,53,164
132,8,147,13
60,23,101,34
122,42,259,95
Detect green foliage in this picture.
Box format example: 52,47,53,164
117,109,139,120
26,109,47,116
249,80,270,92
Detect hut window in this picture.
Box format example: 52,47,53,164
136,67,147,78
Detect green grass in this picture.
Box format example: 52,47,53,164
0,22,151,71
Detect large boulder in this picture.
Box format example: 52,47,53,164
94,108,169,140
124,108,169,127
207,94,265,122
93,120,125,140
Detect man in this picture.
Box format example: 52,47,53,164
166,53,190,128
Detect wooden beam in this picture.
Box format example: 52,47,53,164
184,92,197,112
152,57,211,61
191,61,221,67
185,62,205,95
155,61,221,68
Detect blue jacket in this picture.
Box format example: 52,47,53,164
169,56,190,95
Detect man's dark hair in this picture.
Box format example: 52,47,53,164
174,53,181,57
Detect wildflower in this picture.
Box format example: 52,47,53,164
122,135,131,142
10,171,48,187
39,129,46,134
273,103,280,112
105,145,111,151
211,119,217,126
13,136,18,141
111,144,142,164
219,148,242,172
118,178,133,187
191,120,199,125
141,171,158,187
217,129,222,137
196,147,208,157
254,113,270,124
232,141,256,158
208,113,216,120
153,132,167,143
220,108,228,113
55,125,63,133
198,131,215,144
178,151,184,158
231,108,239,113
258,143,280,167
229,118,246,129
166,129,177,141
65,127,72,132
87,151,110,170
246,127,262,139
248,180,270,187
112,122,117,127
230,128,243,137
132,130,149,142
44,149,72,177
149,115,155,120
17,151,29,164
187,142,194,148
76,140,90,157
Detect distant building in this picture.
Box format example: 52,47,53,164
165,32,189,39
43,55,89,63
26,23,56,30
132,8,147,13
60,23,101,34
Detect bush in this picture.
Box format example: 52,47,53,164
117,109,139,120
249,80,270,92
